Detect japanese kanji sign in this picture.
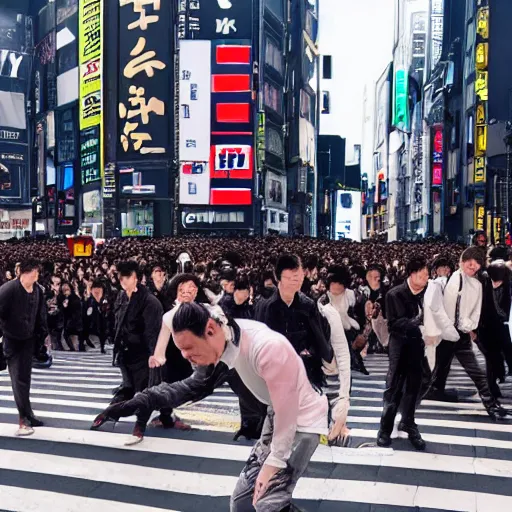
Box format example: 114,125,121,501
118,0,171,159
79,0,103,130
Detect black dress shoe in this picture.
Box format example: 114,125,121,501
26,416,44,427
376,430,392,447
398,422,426,451
485,401,511,421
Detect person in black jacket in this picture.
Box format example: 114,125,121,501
377,256,429,451
46,274,64,351
111,261,163,444
58,282,83,351
82,280,111,354
0,259,48,436
219,275,254,320
147,262,173,313
478,261,512,398
254,254,334,389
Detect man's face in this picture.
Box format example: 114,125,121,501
410,268,429,290
234,289,249,305
120,272,138,292
279,266,304,295
173,320,223,366
366,270,381,290
177,280,198,303
476,235,487,247
51,276,61,292
62,284,71,297
221,279,235,294
151,268,165,287
436,265,451,278
23,269,39,286
461,258,481,278
91,287,103,302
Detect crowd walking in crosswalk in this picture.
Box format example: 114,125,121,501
1,349,512,512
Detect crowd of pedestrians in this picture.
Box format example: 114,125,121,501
1,232,512,510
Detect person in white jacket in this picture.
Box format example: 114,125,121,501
318,300,351,445
426,247,509,420
422,257,459,371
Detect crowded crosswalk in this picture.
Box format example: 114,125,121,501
1,349,511,511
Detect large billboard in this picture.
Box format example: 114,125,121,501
118,0,171,160
178,1,254,222
334,191,362,242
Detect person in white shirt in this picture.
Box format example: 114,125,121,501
91,302,328,510
422,257,459,371
317,299,351,445
427,247,509,420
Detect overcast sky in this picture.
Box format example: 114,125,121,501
328,0,395,158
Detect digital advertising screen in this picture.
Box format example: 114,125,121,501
334,191,362,242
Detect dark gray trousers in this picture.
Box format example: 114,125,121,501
230,410,319,512
432,333,493,403
3,338,35,420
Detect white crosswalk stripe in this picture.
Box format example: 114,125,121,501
1,350,512,511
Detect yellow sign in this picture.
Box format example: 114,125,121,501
475,71,488,101
474,205,485,231
474,156,486,183
477,7,489,39
79,0,103,130
475,125,487,156
486,211,492,245
494,216,502,244
476,43,488,71
476,102,486,125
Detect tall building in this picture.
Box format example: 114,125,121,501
0,4,33,239
176,0,314,237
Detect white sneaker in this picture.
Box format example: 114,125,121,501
16,424,35,437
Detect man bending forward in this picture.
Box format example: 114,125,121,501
91,302,329,511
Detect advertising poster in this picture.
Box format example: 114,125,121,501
0,145,28,205
265,171,286,208
83,189,101,219
118,0,171,159
335,191,362,242
210,145,253,180
179,40,211,162
79,0,102,130
179,162,210,205
80,126,101,184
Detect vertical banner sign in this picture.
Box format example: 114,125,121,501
179,40,212,162
79,0,102,130
118,0,171,160
474,6,489,186
430,0,444,71
393,69,409,131
79,0,103,187
432,127,443,185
